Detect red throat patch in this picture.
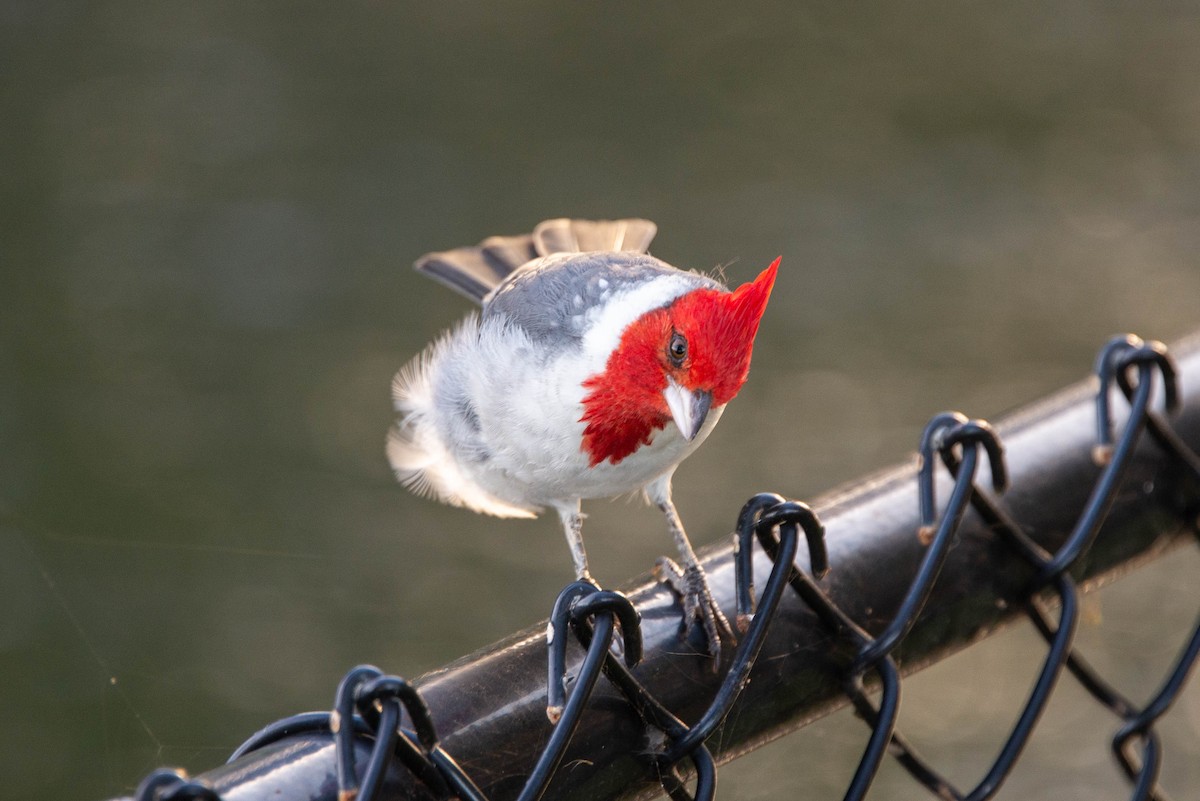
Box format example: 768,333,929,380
578,308,673,466
579,258,779,466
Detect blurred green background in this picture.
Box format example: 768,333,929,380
3,3,1200,799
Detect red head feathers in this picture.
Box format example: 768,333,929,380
580,258,779,466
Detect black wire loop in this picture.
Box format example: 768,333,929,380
741,492,903,798
831,413,1017,800
733,492,828,628
854,413,1004,673
910,442,1090,801
549,592,720,801
223,665,484,801
917,414,1007,535
1095,334,1180,463
545,581,642,723
519,584,626,801
1040,336,1173,584
331,665,454,801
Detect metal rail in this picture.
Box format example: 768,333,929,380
124,334,1200,801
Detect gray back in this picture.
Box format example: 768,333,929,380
414,218,658,304
483,252,721,345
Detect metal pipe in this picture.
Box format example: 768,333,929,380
151,335,1200,801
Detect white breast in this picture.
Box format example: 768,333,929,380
390,290,724,517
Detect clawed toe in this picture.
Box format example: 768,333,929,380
655,557,734,664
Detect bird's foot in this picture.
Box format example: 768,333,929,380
654,557,734,665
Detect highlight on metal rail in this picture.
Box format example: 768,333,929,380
125,333,1200,801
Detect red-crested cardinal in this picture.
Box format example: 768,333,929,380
388,218,778,657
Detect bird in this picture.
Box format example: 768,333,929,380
388,218,778,660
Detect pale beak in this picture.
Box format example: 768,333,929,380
663,378,713,441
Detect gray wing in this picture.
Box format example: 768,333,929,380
483,252,720,345
413,219,659,305
533,218,657,256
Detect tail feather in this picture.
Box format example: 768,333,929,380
480,235,539,276
533,218,657,257
413,219,658,305
414,233,537,304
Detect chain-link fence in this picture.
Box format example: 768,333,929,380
125,333,1200,801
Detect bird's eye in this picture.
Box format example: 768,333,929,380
667,332,688,366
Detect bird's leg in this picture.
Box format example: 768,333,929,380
647,478,733,661
552,501,619,659
554,502,594,584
